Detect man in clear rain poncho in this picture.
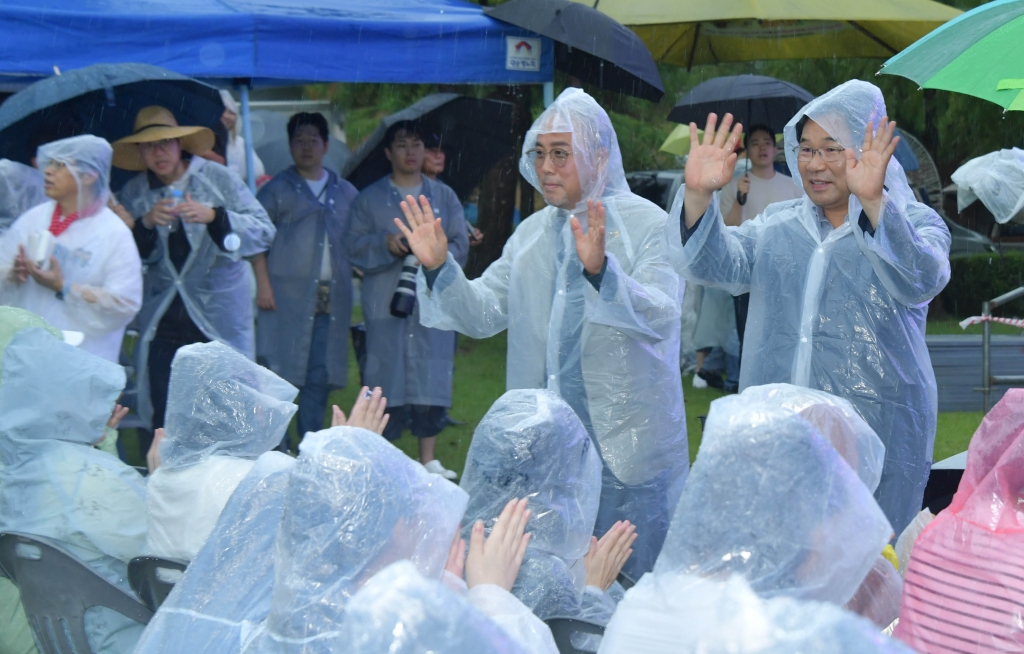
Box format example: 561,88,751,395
459,389,635,631
597,395,911,654
114,106,276,439
395,88,687,578
0,136,142,364
0,159,46,234
0,308,147,654
668,80,951,537
143,341,298,562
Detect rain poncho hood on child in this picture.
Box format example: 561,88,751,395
460,389,602,618
950,147,1024,224
418,87,687,577
295,560,528,654
736,384,885,492
895,388,1024,652
160,341,298,469
0,159,45,232
667,80,950,538
655,395,892,607
253,427,467,651
36,135,113,214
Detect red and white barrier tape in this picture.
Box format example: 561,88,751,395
959,315,1024,330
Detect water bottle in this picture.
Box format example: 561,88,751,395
167,188,184,232
390,254,420,318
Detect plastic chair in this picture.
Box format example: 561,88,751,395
545,617,605,654
0,532,152,654
615,571,636,590
128,556,188,611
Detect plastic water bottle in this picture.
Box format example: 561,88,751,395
390,254,420,318
167,188,184,232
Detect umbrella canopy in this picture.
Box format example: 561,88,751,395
484,0,663,102
574,0,961,68
659,123,783,157
250,110,351,178
343,94,516,202
880,0,1024,112
0,63,226,166
667,75,813,133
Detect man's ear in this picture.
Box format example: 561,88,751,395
80,171,98,188
383,146,393,164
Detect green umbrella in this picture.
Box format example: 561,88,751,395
880,0,1024,111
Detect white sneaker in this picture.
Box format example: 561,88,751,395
424,459,458,480
692,374,708,389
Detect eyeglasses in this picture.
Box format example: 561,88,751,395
44,160,68,170
138,139,178,153
793,146,846,163
528,147,573,168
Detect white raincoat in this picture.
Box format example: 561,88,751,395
0,159,45,233
0,137,142,363
668,80,951,536
417,88,686,576
118,156,276,427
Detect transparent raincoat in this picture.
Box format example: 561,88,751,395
895,388,1024,652
0,158,45,233
133,452,295,654
144,341,298,561
117,156,276,427
950,147,1024,224
0,136,142,363
0,319,147,654
344,175,469,408
246,427,468,653
418,88,687,576
655,395,892,607
668,80,951,537
335,561,529,654
598,573,914,654
459,389,609,622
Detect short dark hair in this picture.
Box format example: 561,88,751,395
384,120,426,150
746,123,776,145
795,115,811,142
287,112,329,143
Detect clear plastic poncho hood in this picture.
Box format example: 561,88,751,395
519,87,632,214
737,384,885,492
783,80,916,214
0,159,46,231
259,427,468,649
160,341,298,469
950,147,1024,224
36,134,113,216
654,395,892,606
329,561,526,654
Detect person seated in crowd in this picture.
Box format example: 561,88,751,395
252,112,359,449
395,88,687,579
0,308,147,654
895,388,1024,652
141,340,299,561
0,159,46,235
0,135,142,364
457,389,635,628
113,106,275,456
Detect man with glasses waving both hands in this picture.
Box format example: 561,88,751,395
394,89,688,579
667,80,950,536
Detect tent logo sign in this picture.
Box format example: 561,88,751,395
506,37,541,72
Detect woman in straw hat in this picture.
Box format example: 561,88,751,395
114,105,275,441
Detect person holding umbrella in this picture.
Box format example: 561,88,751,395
394,88,687,578
421,132,484,250
669,80,950,537
343,120,469,479
114,106,276,443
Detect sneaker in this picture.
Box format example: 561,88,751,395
697,368,725,390
424,459,458,480
692,374,708,389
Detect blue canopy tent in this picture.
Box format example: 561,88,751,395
0,0,553,189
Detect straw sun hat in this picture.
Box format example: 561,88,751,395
112,106,215,171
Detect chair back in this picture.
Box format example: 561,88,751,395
128,556,188,612
545,617,605,654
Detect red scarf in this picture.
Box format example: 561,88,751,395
48,203,82,237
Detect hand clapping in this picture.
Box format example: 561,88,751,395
465,498,532,592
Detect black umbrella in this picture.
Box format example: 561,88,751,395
667,75,814,135
484,0,664,103
0,62,226,187
343,94,516,202
250,110,351,178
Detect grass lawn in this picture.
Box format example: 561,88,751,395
119,322,987,473
926,318,1023,336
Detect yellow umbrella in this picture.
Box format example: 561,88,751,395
577,0,961,67
660,124,782,156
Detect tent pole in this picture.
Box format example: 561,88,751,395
238,83,257,194
543,81,554,107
